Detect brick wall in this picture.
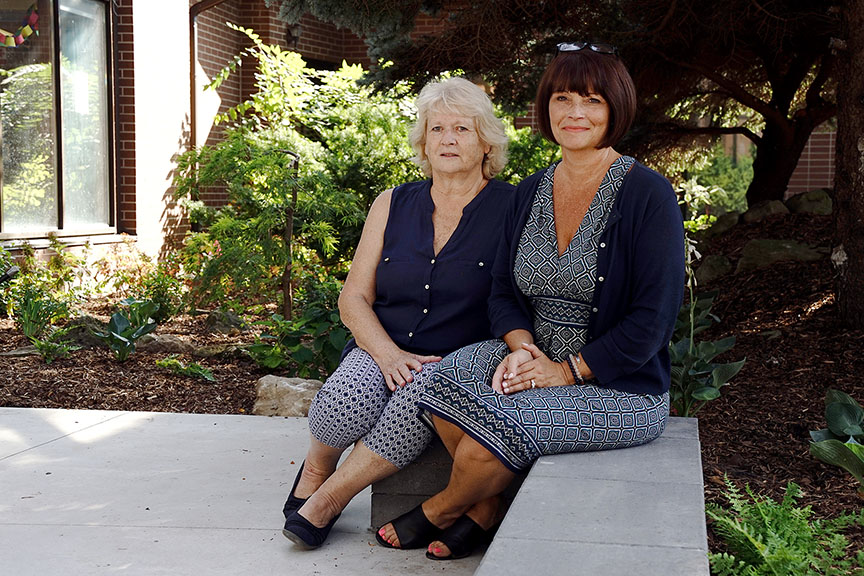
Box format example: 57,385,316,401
114,0,136,234
786,130,835,197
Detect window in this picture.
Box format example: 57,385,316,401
0,0,113,238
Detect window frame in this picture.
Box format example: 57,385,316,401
0,0,117,242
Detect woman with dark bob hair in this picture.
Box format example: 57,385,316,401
281,77,515,549
376,43,685,560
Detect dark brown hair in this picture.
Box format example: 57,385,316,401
535,50,637,149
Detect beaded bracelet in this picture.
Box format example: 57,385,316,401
573,354,585,384
566,354,584,385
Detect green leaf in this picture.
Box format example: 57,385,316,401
810,439,864,485
329,327,347,349
692,386,721,401
826,403,864,438
826,389,860,408
711,359,746,387
290,345,315,364
696,336,736,363
108,312,131,335
810,428,842,442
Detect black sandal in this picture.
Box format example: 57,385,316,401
425,515,494,560
375,504,442,549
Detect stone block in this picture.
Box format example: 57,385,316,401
741,200,789,224
695,254,732,284
735,238,824,274
785,188,832,215
252,375,323,417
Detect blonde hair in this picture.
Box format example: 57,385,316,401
409,77,509,179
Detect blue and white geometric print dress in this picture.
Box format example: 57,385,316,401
418,157,669,472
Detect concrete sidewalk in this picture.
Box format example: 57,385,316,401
0,407,480,576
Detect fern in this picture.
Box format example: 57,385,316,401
707,477,864,576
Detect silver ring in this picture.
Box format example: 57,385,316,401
530,379,536,389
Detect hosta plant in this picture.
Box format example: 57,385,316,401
92,298,159,362
669,236,745,417
810,389,864,493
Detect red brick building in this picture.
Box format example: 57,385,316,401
0,0,837,258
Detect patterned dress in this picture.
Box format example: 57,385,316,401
418,157,669,471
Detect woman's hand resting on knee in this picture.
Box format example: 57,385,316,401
373,346,442,391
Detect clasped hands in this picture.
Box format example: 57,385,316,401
492,342,570,395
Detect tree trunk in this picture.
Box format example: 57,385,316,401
834,0,864,328
746,121,812,206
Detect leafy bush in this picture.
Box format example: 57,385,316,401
707,478,864,575
173,25,394,312
137,260,186,323
248,306,349,379
156,355,215,381
497,122,560,185
810,389,864,493
90,235,154,297
690,142,752,215
669,236,744,417
92,298,159,361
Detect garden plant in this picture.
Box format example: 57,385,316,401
810,389,864,494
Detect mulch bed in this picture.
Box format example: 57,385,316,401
2,210,864,553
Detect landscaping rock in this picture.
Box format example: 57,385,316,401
64,316,106,349
0,345,39,357
695,254,733,285
741,200,789,224
205,309,247,335
704,212,740,238
735,238,825,274
253,375,324,417
192,343,243,358
785,188,833,215
138,334,195,355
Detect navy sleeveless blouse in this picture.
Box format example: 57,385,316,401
372,178,515,356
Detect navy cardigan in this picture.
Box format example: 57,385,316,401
488,162,685,395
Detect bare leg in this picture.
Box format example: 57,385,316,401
433,415,466,458
297,441,398,527
378,430,515,550
293,435,343,499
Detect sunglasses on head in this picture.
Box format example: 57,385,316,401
556,42,618,56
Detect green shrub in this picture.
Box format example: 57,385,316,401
90,235,154,297
248,306,349,379
708,478,864,575
691,142,752,215
137,260,186,323
497,122,560,185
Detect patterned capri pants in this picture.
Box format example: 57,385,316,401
418,339,669,472
307,347,435,469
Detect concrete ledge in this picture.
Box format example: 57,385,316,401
474,417,709,576
371,418,708,574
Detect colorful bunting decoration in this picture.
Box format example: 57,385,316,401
0,4,39,48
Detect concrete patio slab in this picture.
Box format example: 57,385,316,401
0,408,480,576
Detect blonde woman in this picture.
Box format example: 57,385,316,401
282,77,514,549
